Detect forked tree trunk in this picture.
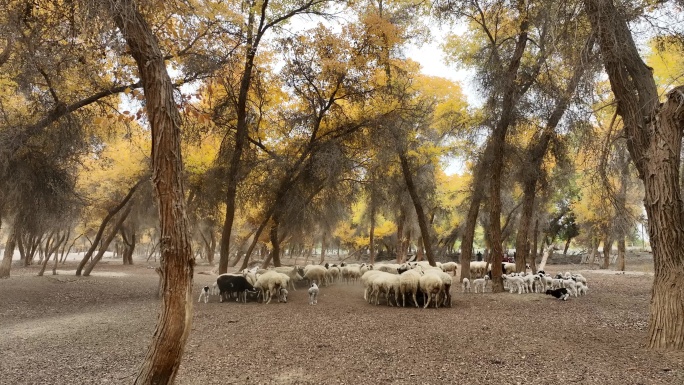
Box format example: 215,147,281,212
585,0,684,350
108,0,195,382
38,232,66,276
84,204,133,276
75,179,141,275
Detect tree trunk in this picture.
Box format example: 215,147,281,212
83,205,133,276
584,0,684,350
530,218,539,271
602,235,613,270
319,232,327,265
270,216,281,267
396,207,405,264
615,140,630,272
38,232,65,276
563,238,572,256
120,226,136,265
75,179,142,275
108,0,195,381
218,3,259,275
0,230,16,278
515,183,535,272
239,212,273,271
399,153,435,266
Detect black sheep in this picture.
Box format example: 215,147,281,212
216,275,257,303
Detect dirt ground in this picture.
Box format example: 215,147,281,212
1,255,683,385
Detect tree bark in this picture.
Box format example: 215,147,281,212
108,0,195,381
585,0,684,350
75,179,142,275
319,232,327,264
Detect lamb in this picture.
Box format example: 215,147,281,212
502,275,525,294
198,286,210,303
577,281,588,296
472,275,490,293
308,282,319,305
546,288,570,301
462,277,471,293
419,273,444,309
562,278,578,297
399,269,423,307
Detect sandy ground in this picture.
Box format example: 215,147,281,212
0,256,682,385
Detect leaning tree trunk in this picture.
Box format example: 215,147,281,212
585,0,684,350
108,0,195,382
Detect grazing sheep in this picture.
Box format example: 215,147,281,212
469,261,488,278
419,273,444,309
399,269,423,307
303,265,328,287
546,288,570,301
198,286,210,303
462,278,471,293
370,272,401,306
254,271,287,304
274,266,303,290
472,276,490,293
308,282,319,305
326,266,341,284
361,270,384,301
216,274,257,303
376,263,403,274
441,261,459,276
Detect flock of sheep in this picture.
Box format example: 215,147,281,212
201,260,589,307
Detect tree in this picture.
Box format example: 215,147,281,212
106,0,194,381
583,0,684,350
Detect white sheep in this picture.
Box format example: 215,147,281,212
361,270,384,301
503,275,525,294
419,273,444,309
308,282,319,305
462,277,471,293
274,266,303,290
472,275,490,293
441,261,459,276
303,265,328,287
469,261,488,278
370,272,401,306
577,281,588,296
254,271,287,304
562,278,578,297
399,269,423,307
326,266,341,283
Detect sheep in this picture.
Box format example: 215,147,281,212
572,273,588,285
562,278,578,297
274,266,303,290
361,270,384,301
279,287,288,303
216,274,257,303
254,271,287,304
326,266,341,284
198,286,210,303
308,282,319,305
469,261,488,278
577,281,588,296
419,273,444,309
472,275,490,293
375,263,402,274
303,265,328,287
433,271,453,307
441,261,459,276
399,269,423,307
370,272,401,306
461,278,471,293
503,262,516,274
502,275,525,294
